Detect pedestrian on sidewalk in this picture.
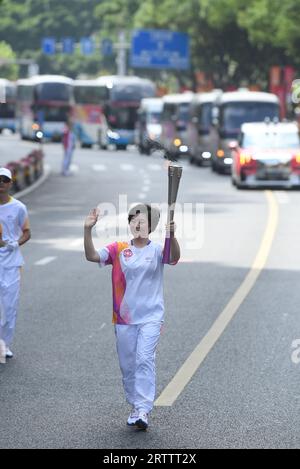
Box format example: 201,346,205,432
84,203,180,430
62,116,76,176
0,167,31,364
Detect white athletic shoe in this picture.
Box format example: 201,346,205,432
0,340,6,364
127,408,139,426
135,411,148,430
5,347,13,358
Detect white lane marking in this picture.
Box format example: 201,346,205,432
155,191,279,406
100,323,106,330
275,191,289,204
34,256,57,266
120,164,134,171
147,164,162,171
92,164,107,172
70,164,79,173
69,238,83,247
138,193,147,200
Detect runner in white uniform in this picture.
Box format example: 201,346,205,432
0,168,31,364
84,203,180,430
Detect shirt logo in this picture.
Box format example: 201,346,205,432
123,248,133,259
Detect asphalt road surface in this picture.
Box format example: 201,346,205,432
0,134,300,449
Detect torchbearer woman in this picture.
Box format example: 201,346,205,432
0,168,31,364
84,203,180,430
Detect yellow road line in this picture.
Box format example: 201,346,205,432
155,191,279,406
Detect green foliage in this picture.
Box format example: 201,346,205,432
0,0,298,84
0,41,18,80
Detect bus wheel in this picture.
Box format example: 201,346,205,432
100,144,107,150
81,143,93,149
116,144,127,150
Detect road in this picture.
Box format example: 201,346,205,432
0,134,300,449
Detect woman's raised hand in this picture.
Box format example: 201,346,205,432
84,208,100,228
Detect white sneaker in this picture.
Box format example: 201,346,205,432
5,347,13,358
0,340,6,364
135,411,148,430
127,408,139,426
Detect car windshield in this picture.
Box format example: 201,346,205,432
242,131,300,149
221,102,279,131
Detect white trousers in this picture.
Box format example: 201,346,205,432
115,321,162,413
0,267,21,346
62,148,74,175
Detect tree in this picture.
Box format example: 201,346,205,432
132,0,285,88
0,41,18,80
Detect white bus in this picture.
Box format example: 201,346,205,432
96,76,156,150
16,75,74,141
160,92,194,158
211,90,280,173
73,79,108,148
0,79,17,133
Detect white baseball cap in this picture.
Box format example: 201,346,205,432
0,168,12,180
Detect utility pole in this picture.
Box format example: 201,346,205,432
115,31,130,76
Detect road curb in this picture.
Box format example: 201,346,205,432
14,164,51,199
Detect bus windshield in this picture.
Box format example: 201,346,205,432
0,102,15,118
34,105,71,122
107,106,138,130
35,83,72,102
74,86,108,104
198,102,213,128
5,85,16,101
111,83,155,101
220,102,279,132
147,111,161,124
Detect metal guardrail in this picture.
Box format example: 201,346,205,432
6,149,44,194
